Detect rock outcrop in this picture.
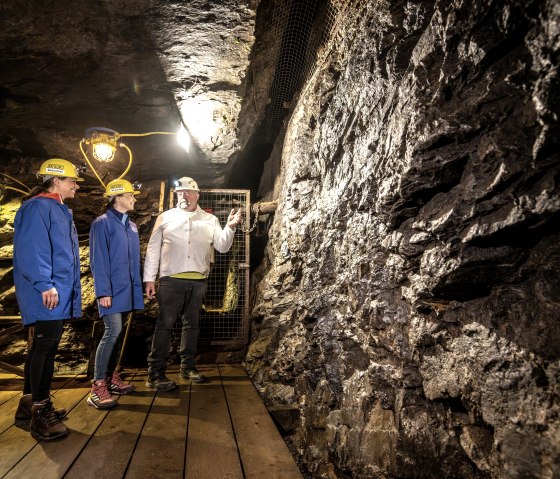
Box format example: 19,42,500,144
246,1,560,477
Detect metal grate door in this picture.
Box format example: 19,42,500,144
168,189,251,346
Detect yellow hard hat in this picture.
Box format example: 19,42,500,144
37,158,84,182
105,179,140,197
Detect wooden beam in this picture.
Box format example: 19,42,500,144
126,370,190,478
0,317,21,323
252,200,278,214
0,324,23,339
220,364,303,478
0,361,24,377
159,180,165,213
186,365,243,479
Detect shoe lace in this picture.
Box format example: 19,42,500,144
111,372,125,387
40,400,61,426
94,381,112,401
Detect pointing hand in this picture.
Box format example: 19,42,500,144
227,208,242,229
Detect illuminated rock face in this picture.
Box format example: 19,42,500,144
0,0,257,187
0,0,559,477
246,1,560,478
148,0,258,168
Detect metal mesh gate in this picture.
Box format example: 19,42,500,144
167,189,251,346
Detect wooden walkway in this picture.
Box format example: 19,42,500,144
0,365,303,479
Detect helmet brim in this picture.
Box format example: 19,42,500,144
105,190,141,197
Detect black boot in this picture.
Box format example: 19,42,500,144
30,399,69,440
15,394,67,426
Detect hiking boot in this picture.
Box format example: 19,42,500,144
146,374,177,391
107,371,135,395
87,379,118,410
180,368,206,383
30,398,69,441
15,394,66,426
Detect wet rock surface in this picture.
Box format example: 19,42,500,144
0,0,558,477
246,1,560,477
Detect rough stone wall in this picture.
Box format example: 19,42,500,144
0,0,258,185
246,1,560,478
148,0,258,171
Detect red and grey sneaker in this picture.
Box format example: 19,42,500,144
107,371,135,395
87,379,117,409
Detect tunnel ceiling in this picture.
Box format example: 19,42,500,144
0,0,259,189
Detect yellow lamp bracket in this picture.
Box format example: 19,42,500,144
80,127,176,189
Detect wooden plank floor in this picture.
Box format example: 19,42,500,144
0,365,303,479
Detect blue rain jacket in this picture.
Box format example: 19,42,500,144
89,208,144,317
13,195,82,325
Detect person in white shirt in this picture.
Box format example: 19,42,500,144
143,176,241,390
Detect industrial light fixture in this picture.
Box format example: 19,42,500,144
84,127,119,162
80,126,190,189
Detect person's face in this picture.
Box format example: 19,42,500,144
115,192,137,212
54,177,80,200
177,189,199,210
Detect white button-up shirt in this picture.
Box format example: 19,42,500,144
143,206,235,281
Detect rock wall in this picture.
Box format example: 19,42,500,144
148,0,258,171
246,1,560,478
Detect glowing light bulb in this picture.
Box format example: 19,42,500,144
93,141,116,162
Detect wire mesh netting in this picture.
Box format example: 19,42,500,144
258,0,339,144
255,0,374,147
228,0,366,191
169,189,251,346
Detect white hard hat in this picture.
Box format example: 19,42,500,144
175,176,199,192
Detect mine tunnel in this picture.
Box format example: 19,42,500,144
0,0,558,478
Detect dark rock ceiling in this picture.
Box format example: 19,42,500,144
0,0,259,190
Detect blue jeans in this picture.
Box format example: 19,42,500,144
94,313,123,381
147,277,207,377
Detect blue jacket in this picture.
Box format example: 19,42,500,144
13,195,82,325
89,208,144,317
